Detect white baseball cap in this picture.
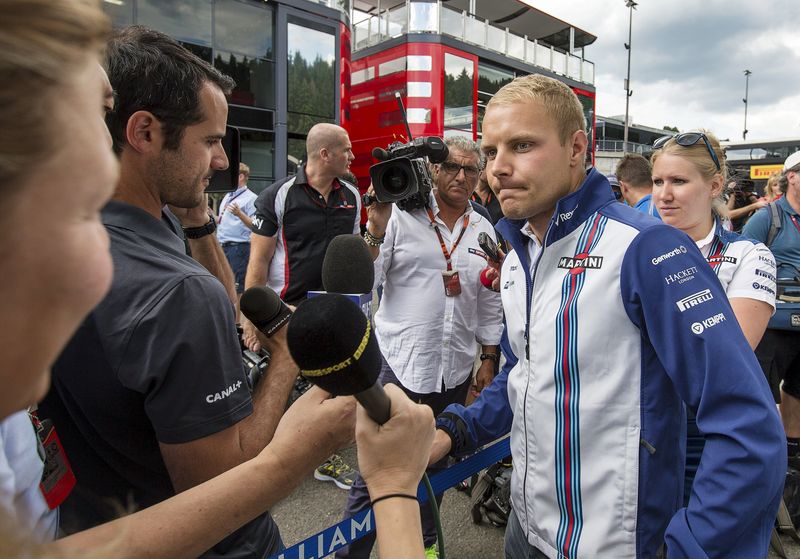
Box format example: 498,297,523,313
784,151,800,171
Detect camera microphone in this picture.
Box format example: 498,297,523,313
371,147,390,161
287,293,391,424
240,286,292,338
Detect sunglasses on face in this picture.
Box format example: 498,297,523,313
439,161,480,178
653,132,721,172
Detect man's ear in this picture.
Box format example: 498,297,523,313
570,129,588,167
125,110,162,154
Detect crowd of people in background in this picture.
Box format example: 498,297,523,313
3,1,800,558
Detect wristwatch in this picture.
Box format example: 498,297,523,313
479,353,499,362
183,217,217,239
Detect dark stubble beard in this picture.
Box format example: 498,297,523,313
154,149,207,209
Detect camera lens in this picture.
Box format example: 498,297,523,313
382,167,409,195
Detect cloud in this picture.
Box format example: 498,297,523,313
526,0,800,139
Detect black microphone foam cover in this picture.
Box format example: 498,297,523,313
286,294,382,395
372,147,389,161
240,286,292,337
322,234,375,295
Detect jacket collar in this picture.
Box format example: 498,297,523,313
496,168,615,257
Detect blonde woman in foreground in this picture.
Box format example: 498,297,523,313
0,1,430,557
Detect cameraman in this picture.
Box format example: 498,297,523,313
337,136,503,558
726,177,766,231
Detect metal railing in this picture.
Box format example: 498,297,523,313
352,1,594,85
596,140,651,154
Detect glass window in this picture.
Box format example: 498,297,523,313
215,0,273,60
287,21,336,131
408,1,436,32
240,130,274,183
444,53,473,133
102,0,133,27
180,42,212,63
507,33,525,60
407,55,432,71
440,6,464,40
138,0,212,45
379,57,406,77
288,137,308,174
215,52,274,108
477,63,514,137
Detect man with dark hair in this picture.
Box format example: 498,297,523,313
40,26,298,557
615,153,660,219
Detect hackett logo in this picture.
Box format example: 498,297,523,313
558,254,604,271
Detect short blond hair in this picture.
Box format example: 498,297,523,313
486,74,586,145
0,0,110,189
239,162,250,177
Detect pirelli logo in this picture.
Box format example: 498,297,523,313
676,289,713,312
557,255,604,270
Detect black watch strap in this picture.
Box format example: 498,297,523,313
480,353,499,362
183,217,217,239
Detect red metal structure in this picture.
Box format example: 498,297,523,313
342,1,598,191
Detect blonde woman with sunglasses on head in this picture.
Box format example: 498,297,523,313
651,130,777,504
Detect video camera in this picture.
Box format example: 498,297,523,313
365,136,449,212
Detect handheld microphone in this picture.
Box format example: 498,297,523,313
322,234,375,294
308,234,374,318
286,293,390,424
240,286,292,337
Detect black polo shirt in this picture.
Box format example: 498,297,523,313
40,200,280,557
252,165,361,304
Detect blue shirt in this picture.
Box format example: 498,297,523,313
217,186,258,243
742,195,800,276
634,193,661,219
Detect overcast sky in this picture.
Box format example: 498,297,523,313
525,0,800,142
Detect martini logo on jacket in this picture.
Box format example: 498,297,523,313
558,252,603,273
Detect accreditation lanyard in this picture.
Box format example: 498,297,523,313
426,207,470,271
790,214,800,235
220,188,247,223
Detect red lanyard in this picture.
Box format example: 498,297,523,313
790,214,800,235
426,207,470,271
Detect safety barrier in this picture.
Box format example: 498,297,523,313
267,436,511,559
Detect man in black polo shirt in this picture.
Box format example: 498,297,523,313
243,123,361,490
243,123,361,332
40,27,298,558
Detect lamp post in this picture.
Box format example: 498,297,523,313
623,0,637,153
742,69,751,140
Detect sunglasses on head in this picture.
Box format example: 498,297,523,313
652,132,721,172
